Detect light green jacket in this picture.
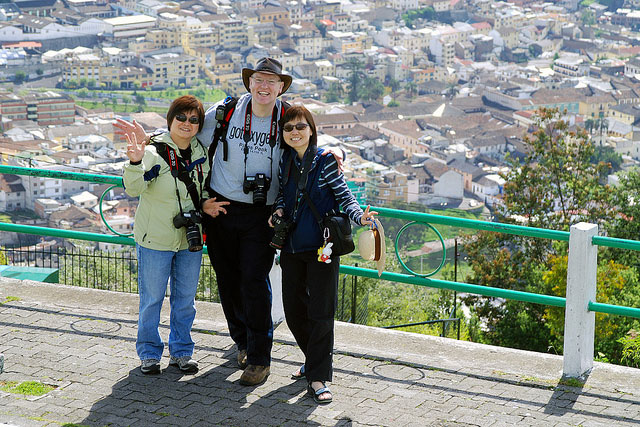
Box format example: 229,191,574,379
123,132,210,252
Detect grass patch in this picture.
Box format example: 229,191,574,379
1,296,20,305
75,101,167,115
559,377,585,388
1,381,55,396
0,209,40,221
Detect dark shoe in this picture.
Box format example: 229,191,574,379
291,364,306,380
140,359,160,375
239,364,270,386
169,355,199,374
308,381,332,404
237,349,248,370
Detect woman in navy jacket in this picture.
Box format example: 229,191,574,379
270,105,377,404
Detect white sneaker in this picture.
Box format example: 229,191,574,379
169,355,198,373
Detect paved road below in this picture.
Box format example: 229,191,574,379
1,278,639,426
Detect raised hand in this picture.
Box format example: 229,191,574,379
115,118,148,146
360,205,378,226
126,133,145,163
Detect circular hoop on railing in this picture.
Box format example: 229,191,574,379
394,221,446,277
99,185,134,238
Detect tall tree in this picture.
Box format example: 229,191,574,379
325,81,344,103
405,81,418,99
462,108,617,352
359,76,384,102
346,58,364,104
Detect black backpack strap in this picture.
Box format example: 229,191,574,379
210,96,238,163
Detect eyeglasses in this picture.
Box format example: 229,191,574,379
251,76,281,87
283,123,310,132
175,113,199,125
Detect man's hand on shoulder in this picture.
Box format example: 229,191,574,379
321,146,345,173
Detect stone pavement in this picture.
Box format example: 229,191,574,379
0,278,639,427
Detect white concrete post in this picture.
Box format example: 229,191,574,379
563,222,598,378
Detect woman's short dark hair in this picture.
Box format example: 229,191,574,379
281,104,317,147
166,95,205,133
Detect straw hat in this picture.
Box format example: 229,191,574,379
358,219,386,277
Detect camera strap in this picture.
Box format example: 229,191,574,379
152,140,204,214
289,146,317,221
242,101,280,191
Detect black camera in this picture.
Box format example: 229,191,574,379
270,212,293,249
173,210,203,252
243,173,271,205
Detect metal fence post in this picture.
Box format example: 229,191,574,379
563,222,598,378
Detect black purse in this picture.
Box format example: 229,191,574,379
302,192,355,256
289,147,355,257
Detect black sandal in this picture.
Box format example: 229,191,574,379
307,381,332,404
291,365,306,380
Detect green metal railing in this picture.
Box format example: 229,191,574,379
1,164,640,320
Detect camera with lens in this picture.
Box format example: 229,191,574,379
269,212,293,249
173,210,203,252
243,173,271,205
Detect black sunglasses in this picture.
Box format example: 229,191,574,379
175,113,200,125
283,122,309,132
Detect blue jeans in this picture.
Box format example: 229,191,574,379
136,244,202,360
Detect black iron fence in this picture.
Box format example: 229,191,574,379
0,246,219,303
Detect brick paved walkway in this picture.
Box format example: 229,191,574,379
0,278,639,426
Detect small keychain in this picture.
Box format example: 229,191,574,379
317,228,333,263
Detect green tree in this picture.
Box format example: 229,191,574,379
388,78,401,102
36,68,43,76
462,108,617,352
14,71,26,85
79,78,88,88
358,76,384,102
87,80,96,89
501,108,613,231
402,7,435,28
591,145,622,174
346,58,364,104
135,93,146,107
585,118,595,135
122,95,131,112
445,82,459,99
581,9,596,26
405,81,418,98
77,88,89,99
325,81,344,103
543,255,640,364
65,79,78,89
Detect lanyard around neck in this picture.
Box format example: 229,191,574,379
242,101,280,182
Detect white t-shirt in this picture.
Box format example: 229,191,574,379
199,93,285,205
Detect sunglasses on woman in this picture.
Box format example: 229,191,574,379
283,123,310,132
175,113,200,125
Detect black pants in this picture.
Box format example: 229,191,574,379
204,203,275,367
280,250,339,382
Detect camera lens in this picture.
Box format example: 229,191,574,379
186,224,202,252
269,213,290,249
